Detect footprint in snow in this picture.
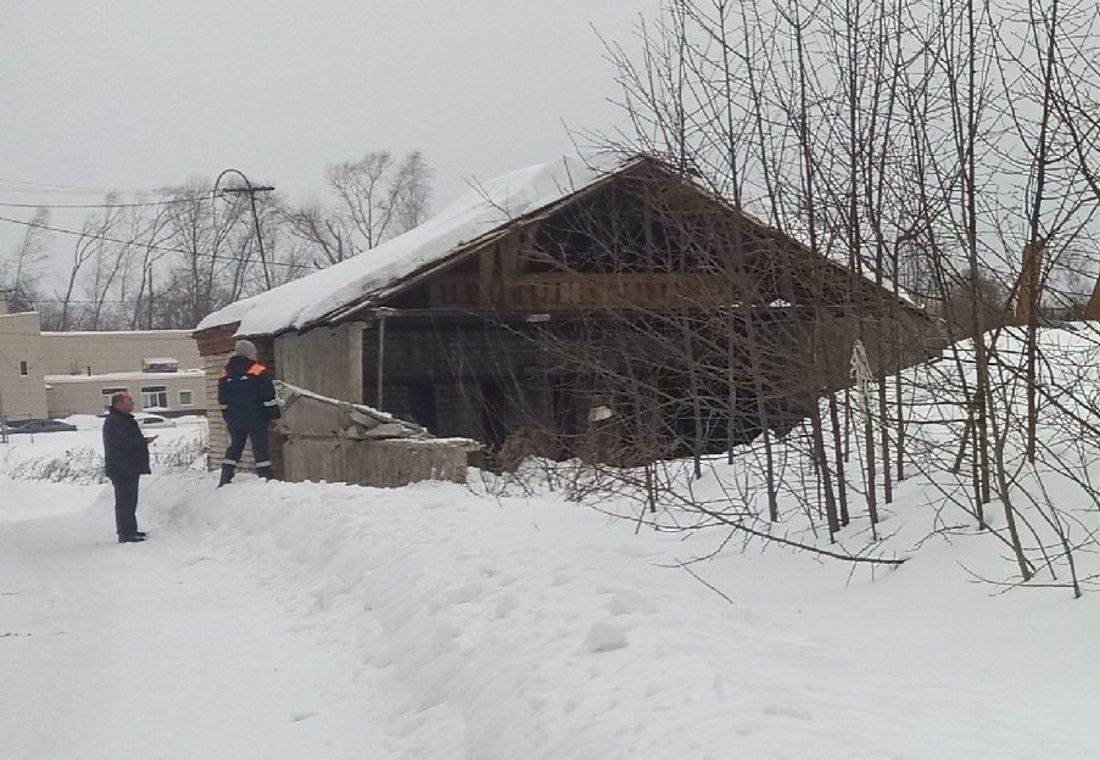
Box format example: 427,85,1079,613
762,704,813,720
585,621,628,653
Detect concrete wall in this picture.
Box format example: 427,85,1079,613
275,323,364,402
40,330,201,376
199,322,476,486
282,437,469,487
278,386,472,487
0,311,48,422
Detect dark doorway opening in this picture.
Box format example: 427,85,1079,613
398,381,438,433
480,380,509,449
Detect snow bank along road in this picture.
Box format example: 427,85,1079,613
3,472,1100,759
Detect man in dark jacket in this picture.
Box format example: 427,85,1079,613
217,339,281,486
102,391,152,543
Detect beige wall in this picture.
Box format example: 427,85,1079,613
0,311,48,422
274,323,364,401
230,324,363,477
40,330,201,376
1,317,209,421
45,370,206,417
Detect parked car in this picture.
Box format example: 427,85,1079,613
134,413,176,429
6,419,79,434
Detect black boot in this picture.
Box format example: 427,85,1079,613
217,463,236,488
256,465,274,481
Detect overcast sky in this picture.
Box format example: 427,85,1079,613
0,0,659,262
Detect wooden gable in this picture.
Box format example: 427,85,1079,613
377,160,907,319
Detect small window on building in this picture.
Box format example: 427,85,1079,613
19,361,28,376
179,389,194,407
141,386,169,409
102,387,129,411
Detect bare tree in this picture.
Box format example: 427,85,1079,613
285,150,433,267
0,207,51,311
54,200,126,330
524,0,1100,591
282,202,350,269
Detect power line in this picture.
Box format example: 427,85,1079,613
0,214,316,272
0,175,162,195
0,175,278,201
23,298,196,306
0,185,123,197
0,196,210,210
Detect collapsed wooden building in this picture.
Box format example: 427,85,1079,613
194,153,941,484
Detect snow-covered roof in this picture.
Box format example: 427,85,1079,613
198,152,634,337
197,151,922,339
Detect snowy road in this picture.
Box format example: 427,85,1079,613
1,483,387,760
4,470,1100,759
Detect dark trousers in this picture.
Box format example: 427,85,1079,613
111,476,140,535
224,426,271,468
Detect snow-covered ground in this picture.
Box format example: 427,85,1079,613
4,336,1100,758
0,414,206,485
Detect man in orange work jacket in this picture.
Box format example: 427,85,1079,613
217,339,281,486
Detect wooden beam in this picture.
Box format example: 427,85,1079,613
499,234,517,282
478,246,496,308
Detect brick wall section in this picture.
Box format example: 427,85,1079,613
195,324,283,476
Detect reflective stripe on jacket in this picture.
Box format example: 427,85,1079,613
217,354,281,431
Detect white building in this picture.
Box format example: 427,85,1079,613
0,296,206,422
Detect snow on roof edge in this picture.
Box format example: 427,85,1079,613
197,150,926,338
197,152,636,338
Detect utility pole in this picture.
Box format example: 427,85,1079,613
0,384,7,445
213,169,276,289
146,265,154,329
